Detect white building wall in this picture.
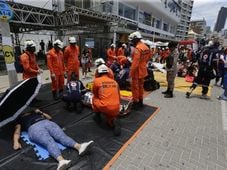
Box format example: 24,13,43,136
115,0,180,40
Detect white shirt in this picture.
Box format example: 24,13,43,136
220,54,227,68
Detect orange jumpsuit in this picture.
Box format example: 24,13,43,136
106,48,116,66
130,41,150,102
117,47,125,56
117,55,126,65
92,74,120,124
64,45,80,80
118,56,127,65
47,48,65,92
94,68,114,79
20,51,39,80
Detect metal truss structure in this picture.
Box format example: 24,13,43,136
7,1,137,34
8,1,56,33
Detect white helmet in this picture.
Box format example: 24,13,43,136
122,43,127,48
110,43,116,48
24,40,36,49
128,31,142,41
97,64,109,74
69,37,76,44
53,39,63,49
207,40,213,46
95,58,105,67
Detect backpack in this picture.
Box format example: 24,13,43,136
14,54,24,73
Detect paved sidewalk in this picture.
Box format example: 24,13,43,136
110,85,227,170
0,69,94,93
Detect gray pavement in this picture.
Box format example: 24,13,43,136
0,71,227,170
110,84,227,170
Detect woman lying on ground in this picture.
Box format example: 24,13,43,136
13,109,93,170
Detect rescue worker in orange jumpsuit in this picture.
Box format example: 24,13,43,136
94,58,114,79
92,64,121,136
20,40,43,80
64,37,80,81
128,31,150,110
117,43,127,56
47,39,65,100
106,44,116,67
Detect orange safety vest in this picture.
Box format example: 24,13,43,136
107,48,116,64
20,51,39,80
130,41,150,79
47,48,65,76
64,45,80,72
92,75,120,116
117,47,125,56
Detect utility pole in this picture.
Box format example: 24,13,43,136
0,0,18,86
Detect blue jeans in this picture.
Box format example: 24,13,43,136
28,120,77,159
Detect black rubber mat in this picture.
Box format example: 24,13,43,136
0,84,158,170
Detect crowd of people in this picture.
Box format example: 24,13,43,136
14,30,227,169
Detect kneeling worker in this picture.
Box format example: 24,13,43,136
92,64,121,136
62,72,87,112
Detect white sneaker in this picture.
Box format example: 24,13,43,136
78,140,94,155
57,160,71,170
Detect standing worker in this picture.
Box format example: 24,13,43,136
81,44,90,79
64,37,80,81
106,44,116,67
92,64,121,136
128,31,150,110
47,40,65,100
162,41,179,98
117,43,127,56
20,40,43,80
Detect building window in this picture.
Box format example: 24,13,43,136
83,0,91,9
156,19,161,29
163,23,169,31
119,4,123,16
75,0,82,8
124,6,135,20
118,3,135,20
69,0,91,9
139,11,151,26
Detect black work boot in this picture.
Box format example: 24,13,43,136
52,91,58,100
74,102,84,113
162,88,170,94
64,102,71,111
185,92,191,98
113,118,121,136
138,99,144,108
59,89,64,99
93,112,102,124
164,91,173,98
131,101,140,110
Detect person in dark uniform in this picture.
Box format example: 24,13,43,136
186,48,216,99
62,72,87,112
